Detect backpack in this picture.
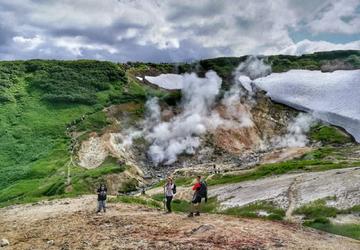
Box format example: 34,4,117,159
172,184,177,194
198,181,207,198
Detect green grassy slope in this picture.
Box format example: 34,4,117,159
0,60,154,206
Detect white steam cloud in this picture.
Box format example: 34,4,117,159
119,56,273,165
144,63,274,165
272,113,316,148
145,71,222,165
118,56,318,166
234,56,271,94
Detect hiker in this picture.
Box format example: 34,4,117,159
164,176,176,213
213,164,218,174
188,175,208,217
96,183,107,213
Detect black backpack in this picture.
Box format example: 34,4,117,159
198,181,207,198
172,184,177,194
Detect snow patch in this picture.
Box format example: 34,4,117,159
145,74,184,89
254,70,360,142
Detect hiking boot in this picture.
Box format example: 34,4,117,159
187,212,194,217
195,212,200,216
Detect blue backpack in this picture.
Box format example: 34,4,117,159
198,181,207,198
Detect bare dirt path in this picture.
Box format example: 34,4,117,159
0,196,359,250
285,175,303,222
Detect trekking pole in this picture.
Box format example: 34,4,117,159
163,182,166,211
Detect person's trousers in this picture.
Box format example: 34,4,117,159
97,200,106,212
190,202,201,213
166,196,173,212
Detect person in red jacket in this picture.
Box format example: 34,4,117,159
188,175,207,217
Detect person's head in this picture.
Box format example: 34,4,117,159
100,183,106,190
167,176,173,184
196,175,201,183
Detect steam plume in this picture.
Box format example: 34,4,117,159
272,113,316,148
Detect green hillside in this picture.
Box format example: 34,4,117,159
0,60,169,206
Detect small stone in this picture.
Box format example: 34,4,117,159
0,239,9,247
188,224,215,235
47,240,55,245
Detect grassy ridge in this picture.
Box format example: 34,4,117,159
309,124,353,144
196,50,360,80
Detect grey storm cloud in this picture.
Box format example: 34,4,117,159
0,0,359,62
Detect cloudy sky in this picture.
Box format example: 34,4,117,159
0,0,359,62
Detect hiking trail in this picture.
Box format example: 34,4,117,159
285,175,303,222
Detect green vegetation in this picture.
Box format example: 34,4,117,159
223,201,285,220
121,179,139,193
295,199,360,240
308,222,360,240
345,54,360,67
206,159,359,186
26,60,126,105
198,57,246,79
75,110,110,132
309,124,352,144
0,156,126,207
268,50,360,72
109,195,162,209
194,50,360,81
0,60,165,207
295,199,338,220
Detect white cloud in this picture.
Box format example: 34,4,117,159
12,35,44,50
280,39,360,55
307,0,360,34
0,0,359,61
53,36,118,56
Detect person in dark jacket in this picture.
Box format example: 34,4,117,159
164,176,176,213
96,183,107,213
188,176,207,217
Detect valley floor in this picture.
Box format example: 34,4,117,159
0,196,359,249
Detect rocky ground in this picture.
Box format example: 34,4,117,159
210,167,360,222
1,196,359,249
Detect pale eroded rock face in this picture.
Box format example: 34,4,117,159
212,103,263,154
78,134,108,169
77,132,136,169
210,167,360,210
